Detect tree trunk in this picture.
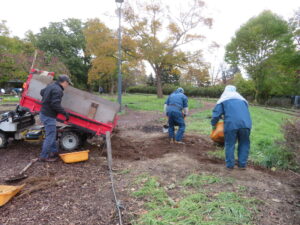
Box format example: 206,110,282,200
254,88,259,104
110,79,114,95
156,69,163,98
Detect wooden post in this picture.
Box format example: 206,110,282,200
105,131,112,170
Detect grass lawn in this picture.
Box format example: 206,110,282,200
187,105,293,169
102,94,203,111
131,174,260,225
103,93,294,169
0,96,20,104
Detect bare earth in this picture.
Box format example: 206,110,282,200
0,103,299,225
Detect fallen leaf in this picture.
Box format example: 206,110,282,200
272,198,281,203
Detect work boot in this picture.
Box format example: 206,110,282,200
49,152,59,158
38,157,58,162
169,139,175,144
175,141,185,145
238,167,246,170
225,167,234,171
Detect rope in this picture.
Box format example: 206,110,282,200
109,169,123,225
105,131,123,225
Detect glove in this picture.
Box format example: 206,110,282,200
183,113,187,118
212,126,216,130
64,112,70,121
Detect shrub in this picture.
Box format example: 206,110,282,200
282,119,300,166
127,86,157,94
233,73,256,99
127,85,225,98
265,97,292,107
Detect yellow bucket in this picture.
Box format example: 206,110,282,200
0,184,25,206
59,150,90,163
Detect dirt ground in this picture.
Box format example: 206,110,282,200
0,103,299,225
0,103,19,114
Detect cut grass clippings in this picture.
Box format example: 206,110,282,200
132,174,259,225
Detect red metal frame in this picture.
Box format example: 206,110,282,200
20,69,118,135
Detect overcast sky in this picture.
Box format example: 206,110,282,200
1,0,299,69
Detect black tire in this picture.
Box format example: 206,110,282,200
0,132,8,149
80,134,89,146
59,131,80,151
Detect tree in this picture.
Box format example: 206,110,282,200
123,0,212,97
84,19,117,93
0,20,9,36
183,51,210,87
219,62,240,84
84,19,140,93
34,19,90,88
232,73,255,98
161,66,181,85
147,73,155,86
289,8,300,50
225,11,296,102
0,37,68,86
262,44,300,97
122,61,147,91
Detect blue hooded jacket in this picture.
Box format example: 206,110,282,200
211,85,252,132
165,89,188,113
211,99,252,132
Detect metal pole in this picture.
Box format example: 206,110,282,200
117,3,122,110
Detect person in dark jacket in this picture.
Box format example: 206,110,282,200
39,75,72,162
164,88,188,144
211,85,252,170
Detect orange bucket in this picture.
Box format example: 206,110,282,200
59,150,90,163
0,184,25,206
210,121,224,143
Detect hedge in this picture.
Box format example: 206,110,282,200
127,85,225,98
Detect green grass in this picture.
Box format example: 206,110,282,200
102,94,202,111
102,93,294,169
132,174,259,225
186,109,212,135
0,96,20,104
117,169,131,175
182,174,235,187
132,175,172,209
101,93,294,169
248,107,292,168
188,105,294,169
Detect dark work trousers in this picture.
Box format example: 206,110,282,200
168,111,185,141
40,113,58,158
224,128,251,168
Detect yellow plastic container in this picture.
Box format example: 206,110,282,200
210,121,224,143
0,184,25,206
59,150,90,163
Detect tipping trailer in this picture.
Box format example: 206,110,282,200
0,69,120,150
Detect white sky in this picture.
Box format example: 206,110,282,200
0,0,299,72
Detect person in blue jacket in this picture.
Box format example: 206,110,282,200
211,85,252,170
164,87,188,144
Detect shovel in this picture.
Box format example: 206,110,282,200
5,158,38,183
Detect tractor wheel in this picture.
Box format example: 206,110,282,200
59,131,80,151
0,132,8,149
